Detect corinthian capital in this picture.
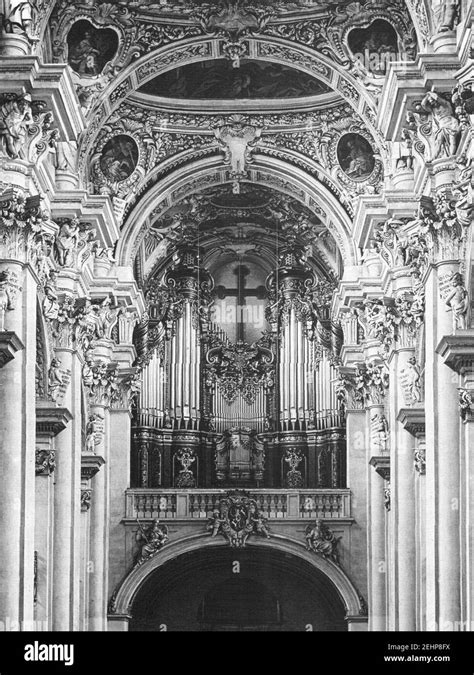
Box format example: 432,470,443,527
354,361,389,406
0,188,58,270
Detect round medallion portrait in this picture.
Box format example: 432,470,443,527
99,135,139,182
337,133,375,181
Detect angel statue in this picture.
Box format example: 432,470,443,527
134,518,169,567
305,519,341,565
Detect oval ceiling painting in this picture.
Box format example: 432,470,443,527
100,135,139,182
337,133,375,182
138,59,331,99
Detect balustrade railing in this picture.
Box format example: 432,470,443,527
125,488,351,520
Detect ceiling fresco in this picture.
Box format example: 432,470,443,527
138,58,331,99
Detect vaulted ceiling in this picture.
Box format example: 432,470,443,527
46,0,422,286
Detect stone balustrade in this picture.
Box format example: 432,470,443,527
125,488,351,520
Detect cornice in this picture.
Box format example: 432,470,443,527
369,455,390,481
436,332,474,374
0,331,24,368
36,405,73,438
397,408,426,438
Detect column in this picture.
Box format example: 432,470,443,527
80,454,105,631
34,406,72,631
0,260,36,629
425,261,462,630
52,347,82,630
368,457,389,631
391,350,417,631
88,403,109,631
344,403,368,604
437,333,474,630
397,409,426,631
108,405,132,606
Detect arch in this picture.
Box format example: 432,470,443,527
116,154,358,272
79,34,380,166
109,533,364,619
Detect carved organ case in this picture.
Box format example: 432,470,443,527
131,193,346,489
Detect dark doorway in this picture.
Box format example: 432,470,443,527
129,546,347,632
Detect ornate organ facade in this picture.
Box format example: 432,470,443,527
0,0,473,636
132,216,345,492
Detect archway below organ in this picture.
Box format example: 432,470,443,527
129,546,347,632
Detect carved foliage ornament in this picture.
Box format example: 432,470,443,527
205,333,274,405
0,188,57,273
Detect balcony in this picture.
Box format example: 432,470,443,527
125,488,351,521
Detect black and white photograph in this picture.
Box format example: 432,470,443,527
0,0,473,669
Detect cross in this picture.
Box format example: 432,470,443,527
216,264,265,341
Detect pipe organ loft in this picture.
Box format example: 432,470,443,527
0,0,473,633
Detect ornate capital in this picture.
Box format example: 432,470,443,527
109,370,141,411
0,188,58,271
412,193,471,265
85,361,120,408
354,361,389,406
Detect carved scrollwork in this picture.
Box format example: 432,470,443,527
205,333,274,405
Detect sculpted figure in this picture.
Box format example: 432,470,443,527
404,357,422,403
445,272,469,330
4,0,33,36
420,91,460,158
433,0,459,32
0,92,34,159
54,218,81,267
42,270,59,320
305,519,340,565
135,519,168,566
48,357,63,402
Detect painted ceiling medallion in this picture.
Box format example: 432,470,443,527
337,133,375,182
67,20,119,77
99,135,139,183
